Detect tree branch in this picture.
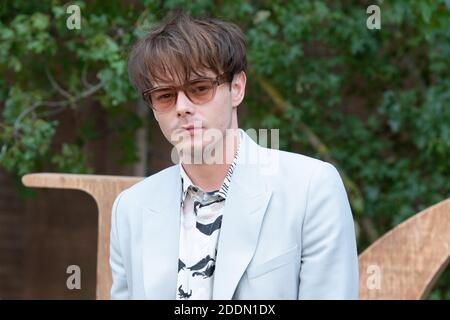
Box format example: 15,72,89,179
12,80,105,139
45,69,73,100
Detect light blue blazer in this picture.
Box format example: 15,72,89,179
110,129,359,299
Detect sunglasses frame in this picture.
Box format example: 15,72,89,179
142,72,231,112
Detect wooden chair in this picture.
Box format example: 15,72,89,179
22,173,450,300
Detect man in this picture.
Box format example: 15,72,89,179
109,10,359,300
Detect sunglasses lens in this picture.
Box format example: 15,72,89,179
150,89,177,111
186,80,215,104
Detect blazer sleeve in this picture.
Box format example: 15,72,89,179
109,191,129,299
298,161,359,299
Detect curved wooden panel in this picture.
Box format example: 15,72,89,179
359,198,450,299
22,173,143,300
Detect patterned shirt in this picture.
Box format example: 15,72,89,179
176,134,241,300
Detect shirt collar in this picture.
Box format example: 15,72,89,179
179,129,242,203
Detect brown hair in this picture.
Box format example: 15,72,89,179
127,10,247,93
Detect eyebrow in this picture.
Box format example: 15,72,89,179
152,75,215,88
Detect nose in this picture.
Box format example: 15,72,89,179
175,90,195,117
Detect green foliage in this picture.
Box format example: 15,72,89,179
1,0,449,297
51,143,93,174
1,0,140,182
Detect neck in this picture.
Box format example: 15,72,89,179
181,128,240,192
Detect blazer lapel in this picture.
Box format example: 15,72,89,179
212,131,273,299
142,166,181,299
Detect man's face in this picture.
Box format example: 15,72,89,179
151,69,246,164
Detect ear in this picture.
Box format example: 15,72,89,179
231,71,247,108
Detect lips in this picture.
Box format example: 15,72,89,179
181,124,204,131
184,128,202,135
181,124,195,130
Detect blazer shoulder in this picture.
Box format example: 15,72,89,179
113,164,179,205
264,145,336,176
